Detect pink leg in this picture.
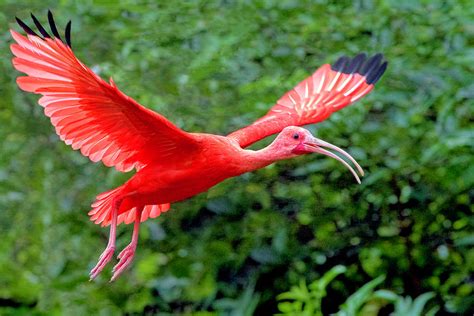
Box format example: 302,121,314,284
110,208,142,281
89,199,120,280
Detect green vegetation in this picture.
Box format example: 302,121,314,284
0,0,472,315
277,265,437,315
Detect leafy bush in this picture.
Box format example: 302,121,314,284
278,265,348,316
0,0,472,314
278,265,437,316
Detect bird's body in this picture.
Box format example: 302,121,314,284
118,135,255,209
95,131,299,223
10,12,387,281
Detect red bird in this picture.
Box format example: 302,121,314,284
11,12,387,281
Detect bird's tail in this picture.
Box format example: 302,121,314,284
88,186,171,227
88,186,123,226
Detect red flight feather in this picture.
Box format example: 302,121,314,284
10,30,201,173
228,53,387,148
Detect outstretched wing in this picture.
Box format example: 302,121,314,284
228,53,387,148
11,12,201,172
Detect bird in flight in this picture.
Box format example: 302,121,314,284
10,11,387,281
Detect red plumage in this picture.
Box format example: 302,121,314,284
10,12,387,281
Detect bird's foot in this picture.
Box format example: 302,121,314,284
110,242,137,282
89,245,115,280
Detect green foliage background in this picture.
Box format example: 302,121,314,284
0,0,472,315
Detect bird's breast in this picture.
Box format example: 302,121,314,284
125,145,246,205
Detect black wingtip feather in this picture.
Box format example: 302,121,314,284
15,17,39,37
360,53,383,76
346,53,367,73
65,21,72,48
331,53,387,84
47,10,62,40
16,11,72,48
331,56,349,72
31,13,50,38
366,61,388,84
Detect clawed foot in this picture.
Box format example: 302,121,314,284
90,206,141,281
89,245,115,280
110,243,137,282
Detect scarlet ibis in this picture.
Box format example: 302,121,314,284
11,12,387,281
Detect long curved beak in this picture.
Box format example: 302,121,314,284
304,136,364,184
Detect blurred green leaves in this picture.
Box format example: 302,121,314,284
277,265,347,316
1,0,473,314
278,266,438,316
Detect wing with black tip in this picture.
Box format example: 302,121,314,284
11,11,202,172
228,53,388,148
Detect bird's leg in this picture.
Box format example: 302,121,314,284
89,199,120,280
110,208,143,281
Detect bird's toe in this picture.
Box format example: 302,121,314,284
89,246,115,280
110,247,136,281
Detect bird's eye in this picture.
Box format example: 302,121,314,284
293,133,299,140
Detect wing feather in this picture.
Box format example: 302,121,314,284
11,13,201,172
228,53,387,148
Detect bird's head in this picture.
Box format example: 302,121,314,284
274,126,364,183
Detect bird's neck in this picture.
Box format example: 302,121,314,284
240,141,292,172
